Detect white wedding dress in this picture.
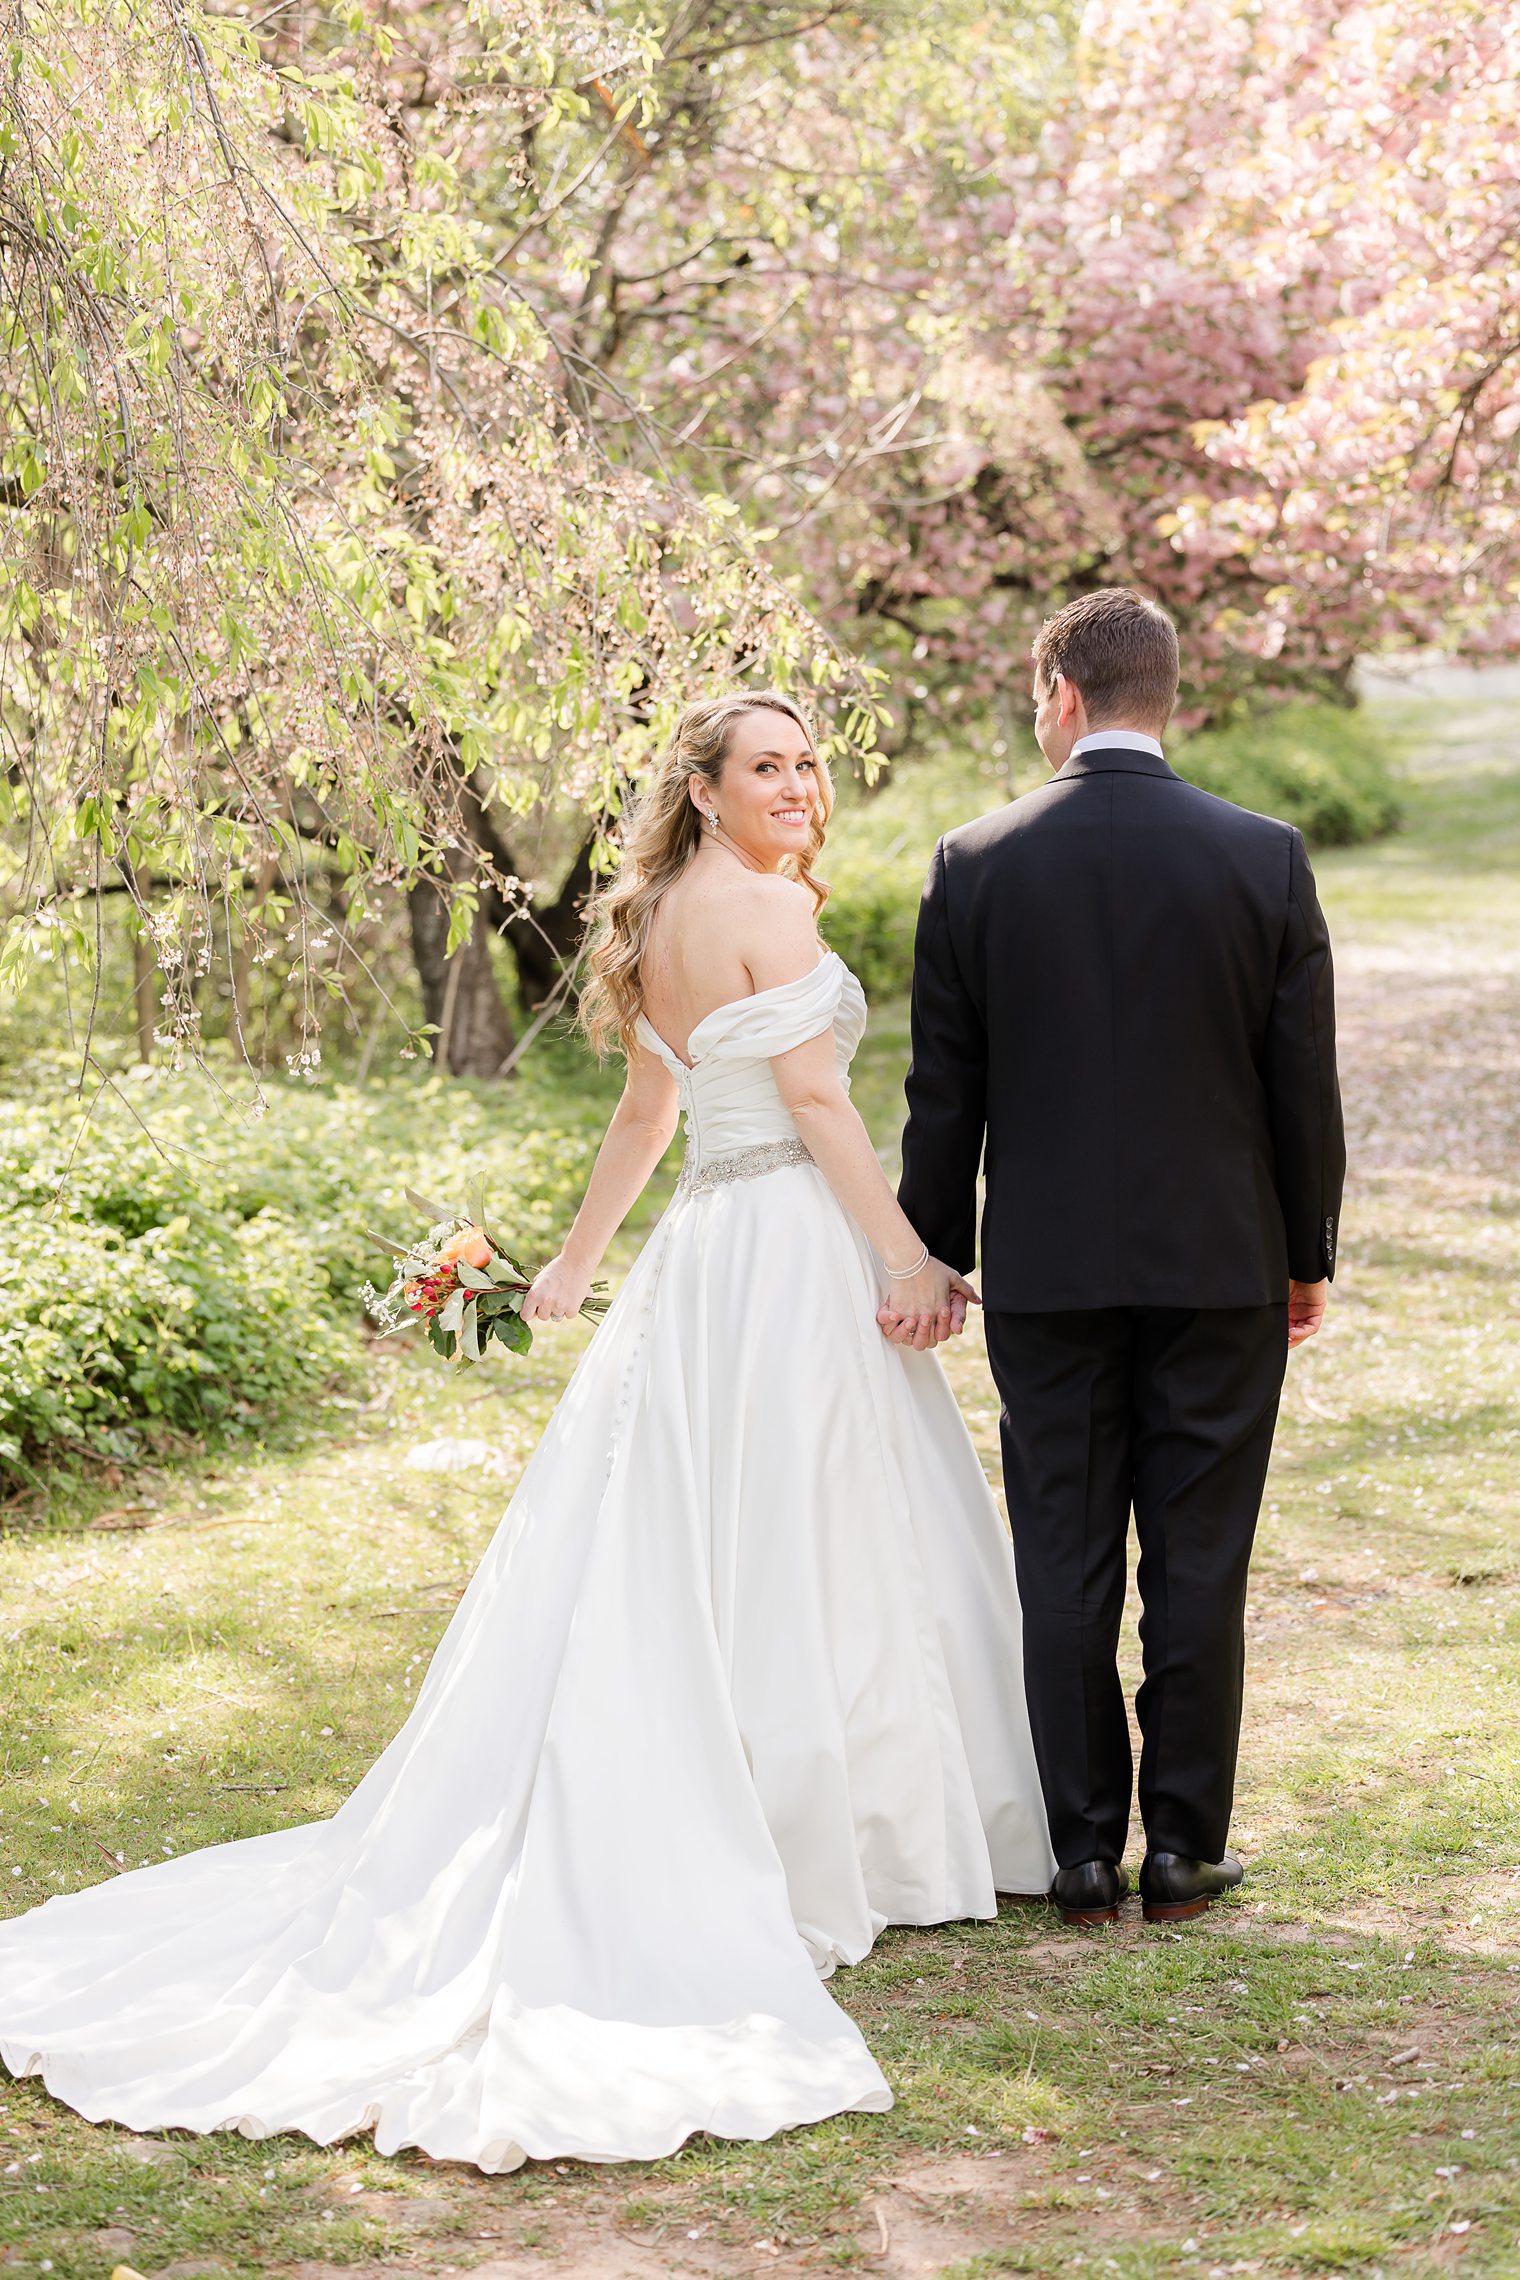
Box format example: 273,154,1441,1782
0,952,1052,2171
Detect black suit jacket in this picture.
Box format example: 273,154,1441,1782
897,741,1346,1312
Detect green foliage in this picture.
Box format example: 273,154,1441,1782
0,1060,612,1491
821,745,1016,998
1,0,888,1068
822,706,1401,998
1172,701,1405,847
821,859,924,1003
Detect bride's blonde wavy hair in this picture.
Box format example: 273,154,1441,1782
580,691,833,1058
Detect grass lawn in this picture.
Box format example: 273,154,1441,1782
1,692,1518,2279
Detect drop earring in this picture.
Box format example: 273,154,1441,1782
704,808,719,834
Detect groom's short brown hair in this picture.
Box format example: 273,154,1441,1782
1031,588,1179,729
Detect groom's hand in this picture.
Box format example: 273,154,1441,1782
946,1270,980,1331
1287,1277,1329,1347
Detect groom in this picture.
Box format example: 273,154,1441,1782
886,588,1345,1925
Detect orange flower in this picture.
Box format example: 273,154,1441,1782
434,1225,492,1271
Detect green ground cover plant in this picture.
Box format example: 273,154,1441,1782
0,690,1513,2278
0,1046,622,1498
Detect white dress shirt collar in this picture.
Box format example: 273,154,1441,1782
1070,729,1166,759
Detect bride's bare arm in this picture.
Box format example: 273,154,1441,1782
751,890,975,1351
773,1032,971,1349
523,1045,681,1322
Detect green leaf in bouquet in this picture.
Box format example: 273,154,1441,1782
496,1311,533,1355
363,1227,415,1260
461,1297,482,1363
456,1261,494,1291
405,1186,461,1226
425,1320,457,1360
484,1253,524,1286
439,1287,466,1336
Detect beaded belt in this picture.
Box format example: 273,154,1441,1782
676,1136,814,1197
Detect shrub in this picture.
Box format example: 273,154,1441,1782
820,856,925,1001
822,747,1011,998
1171,701,1403,846
0,1061,613,1490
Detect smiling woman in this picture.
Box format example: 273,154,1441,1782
638,701,835,1062
578,691,834,1064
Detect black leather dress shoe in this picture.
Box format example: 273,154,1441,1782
1138,1851,1245,1922
1051,1861,1130,1926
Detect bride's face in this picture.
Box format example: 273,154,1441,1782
703,711,821,868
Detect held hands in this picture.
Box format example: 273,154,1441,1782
522,1253,596,1325
876,1257,981,1351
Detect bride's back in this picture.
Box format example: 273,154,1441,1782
639,864,800,1068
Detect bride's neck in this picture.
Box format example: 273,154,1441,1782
698,833,776,878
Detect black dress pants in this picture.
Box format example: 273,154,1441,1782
983,1305,1287,1870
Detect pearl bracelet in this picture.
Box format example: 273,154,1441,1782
884,1241,929,1280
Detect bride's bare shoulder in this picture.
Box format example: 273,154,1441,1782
653,869,819,999
730,871,815,922
727,873,822,988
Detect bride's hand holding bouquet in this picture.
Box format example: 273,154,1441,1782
520,1251,599,1324
363,1189,608,1364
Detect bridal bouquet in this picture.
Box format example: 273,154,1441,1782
362,1189,607,1363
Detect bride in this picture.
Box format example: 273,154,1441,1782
0,691,1053,2172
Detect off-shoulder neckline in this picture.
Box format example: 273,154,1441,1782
637,949,842,1072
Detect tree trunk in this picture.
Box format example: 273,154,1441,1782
402,746,589,1074
498,834,597,1005
408,865,517,1079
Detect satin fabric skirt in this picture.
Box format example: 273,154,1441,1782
0,1160,1053,2171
